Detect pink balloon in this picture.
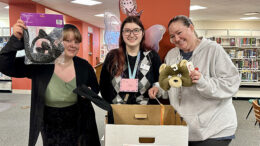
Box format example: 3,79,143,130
145,24,166,52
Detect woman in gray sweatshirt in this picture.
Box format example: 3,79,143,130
149,15,240,146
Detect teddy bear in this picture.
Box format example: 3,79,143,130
159,60,194,91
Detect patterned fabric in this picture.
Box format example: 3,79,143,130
111,51,151,104
42,104,78,146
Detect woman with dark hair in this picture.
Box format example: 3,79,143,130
0,20,100,146
149,15,240,146
100,16,161,104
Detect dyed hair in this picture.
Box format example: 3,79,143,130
168,15,198,37
108,16,151,76
63,24,82,43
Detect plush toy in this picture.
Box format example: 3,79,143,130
159,60,194,91
23,29,64,64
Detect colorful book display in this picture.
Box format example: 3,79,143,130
209,36,260,85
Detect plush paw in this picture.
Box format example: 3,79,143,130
180,59,188,67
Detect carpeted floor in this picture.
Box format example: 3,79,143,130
0,93,259,146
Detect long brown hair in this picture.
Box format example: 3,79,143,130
108,16,151,76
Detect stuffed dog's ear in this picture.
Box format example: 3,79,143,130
179,60,193,87
159,64,167,73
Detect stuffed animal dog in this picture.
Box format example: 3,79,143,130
159,60,194,91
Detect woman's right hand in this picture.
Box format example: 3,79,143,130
148,86,159,99
13,19,27,40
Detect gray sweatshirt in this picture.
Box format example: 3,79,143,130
163,38,240,141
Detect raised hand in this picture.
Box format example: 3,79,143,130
13,19,27,40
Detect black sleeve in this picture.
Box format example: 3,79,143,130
99,53,113,103
151,50,162,82
78,98,101,146
87,62,100,94
0,35,35,78
147,50,163,104
77,59,101,145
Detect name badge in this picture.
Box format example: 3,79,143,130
140,63,150,71
120,79,138,92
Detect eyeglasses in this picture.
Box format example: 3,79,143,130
123,28,142,36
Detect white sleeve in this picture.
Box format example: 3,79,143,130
195,45,240,99
153,82,168,99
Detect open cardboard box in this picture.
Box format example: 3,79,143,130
105,105,188,146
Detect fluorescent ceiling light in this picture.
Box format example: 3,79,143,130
244,12,259,16
4,6,9,9
240,17,260,20
94,14,104,17
71,0,102,6
190,5,207,11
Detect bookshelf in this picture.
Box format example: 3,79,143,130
196,29,260,98
209,36,260,87
0,27,12,92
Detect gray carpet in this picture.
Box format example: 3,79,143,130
0,93,259,146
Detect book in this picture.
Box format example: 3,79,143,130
230,38,236,46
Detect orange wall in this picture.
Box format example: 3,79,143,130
82,22,100,66
4,0,100,90
92,26,100,66
120,0,190,61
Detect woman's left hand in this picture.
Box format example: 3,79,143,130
190,70,201,83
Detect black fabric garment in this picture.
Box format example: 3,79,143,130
100,49,161,104
127,54,137,74
73,84,114,124
189,139,232,146
0,35,101,146
42,104,78,146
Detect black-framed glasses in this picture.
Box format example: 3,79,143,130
123,28,142,36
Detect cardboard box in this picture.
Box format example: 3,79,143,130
105,105,188,146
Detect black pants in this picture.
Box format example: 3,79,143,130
189,139,232,146
42,104,79,146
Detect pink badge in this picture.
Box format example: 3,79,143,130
120,79,138,92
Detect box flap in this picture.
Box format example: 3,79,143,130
111,105,186,125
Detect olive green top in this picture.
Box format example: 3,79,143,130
45,73,77,107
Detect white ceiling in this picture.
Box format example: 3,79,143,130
32,0,120,28
190,0,260,21
1,0,260,28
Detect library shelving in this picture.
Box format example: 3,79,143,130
0,27,12,92
206,35,260,98
209,36,260,87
